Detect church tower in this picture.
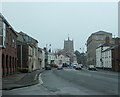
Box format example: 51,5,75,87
64,35,74,52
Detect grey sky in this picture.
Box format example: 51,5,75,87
1,2,118,52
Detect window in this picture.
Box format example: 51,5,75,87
12,38,15,48
0,18,6,48
10,34,12,46
0,18,3,47
23,35,28,42
6,34,8,44
96,36,104,41
15,41,16,48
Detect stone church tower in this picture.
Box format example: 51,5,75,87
64,36,74,53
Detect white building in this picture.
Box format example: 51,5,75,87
41,49,45,69
96,44,109,68
54,54,70,65
96,44,113,69
48,52,56,65
102,48,112,68
38,48,45,69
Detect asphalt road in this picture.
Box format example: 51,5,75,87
2,67,119,95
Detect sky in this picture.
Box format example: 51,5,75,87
1,1,118,52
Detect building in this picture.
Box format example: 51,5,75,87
96,45,112,69
17,42,33,72
112,37,120,44
48,52,56,65
101,44,120,71
38,47,45,69
54,54,70,65
64,37,74,53
102,46,113,69
17,32,39,72
87,31,113,65
96,45,110,68
96,36,112,68
0,14,18,76
117,10,120,38
112,38,120,71
43,47,48,66
96,38,120,71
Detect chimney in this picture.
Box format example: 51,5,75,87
115,37,120,45
105,36,110,46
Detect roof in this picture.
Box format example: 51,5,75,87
96,43,114,49
92,31,112,35
0,13,18,36
19,31,38,43
17,32,25,43
17,32,38,48
102,45,116,52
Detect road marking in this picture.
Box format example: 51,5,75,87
34,74,38,81
64,68,76,71
39,74,43,85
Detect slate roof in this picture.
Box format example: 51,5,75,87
0,13,18,36
92,31,112,35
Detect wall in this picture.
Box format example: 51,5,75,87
87,31,112,65
112,45,120,71
103,50,112,68
1,19,17,76
96,46,109,68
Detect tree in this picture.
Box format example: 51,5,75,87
74,50,81,64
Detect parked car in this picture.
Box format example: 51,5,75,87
19,68,29,73
88,65,96,70
62,63,68,67
45,65,51,70
71,63,78,68
57,65,63,70
75,65,82,70
79,64,83,68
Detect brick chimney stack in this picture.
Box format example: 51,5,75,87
105,36,110,46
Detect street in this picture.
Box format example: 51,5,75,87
2,67,119,95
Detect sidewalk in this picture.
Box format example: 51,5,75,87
2,69,44,90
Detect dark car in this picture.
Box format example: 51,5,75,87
45,65,51,70
88,65,96,70
62,63,68,67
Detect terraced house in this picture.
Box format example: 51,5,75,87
0,14,18,76
17,32,39,72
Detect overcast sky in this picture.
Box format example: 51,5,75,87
1,2,118,52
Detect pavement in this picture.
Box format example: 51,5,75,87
2,69,44,90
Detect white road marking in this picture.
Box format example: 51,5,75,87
34,74,38,81
38,74,43,85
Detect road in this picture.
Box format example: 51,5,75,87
2,67,119,95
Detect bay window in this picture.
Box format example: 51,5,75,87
0,18,6,48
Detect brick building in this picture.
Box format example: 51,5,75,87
87,31,113,65
0,14,18,76
112,38,120,71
